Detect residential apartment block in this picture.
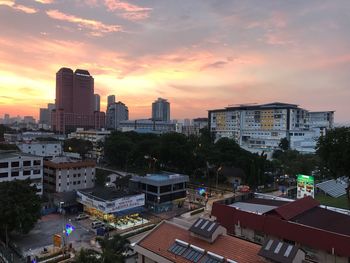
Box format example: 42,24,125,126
43,157,95,193
0,151,43,195
208,102,334,154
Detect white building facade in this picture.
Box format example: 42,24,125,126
43,157,95,193
0,151,43,195
209,103,334,155
17,141,62,158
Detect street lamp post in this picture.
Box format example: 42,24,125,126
216,166,222,190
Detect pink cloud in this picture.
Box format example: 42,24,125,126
104,0,152,21
46,9,123,35
120,11,150,21
104,0,151,12
0,0,37,14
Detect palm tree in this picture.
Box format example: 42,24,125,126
74,248,101,263
99,234,130,263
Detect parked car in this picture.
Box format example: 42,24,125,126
91,221,104,229
75,213,89,221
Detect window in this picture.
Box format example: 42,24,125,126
11,171,19,177
11,161,19,167
23,170,31,176
0,172,8,178
67,182,69,185
33,170,41,174
33,160,41,166
58,183,61,186
0,162,8,168
160,185,172,193
23,161,31,166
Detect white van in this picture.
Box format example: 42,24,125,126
91,221,104,229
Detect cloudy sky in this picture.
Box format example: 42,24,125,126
0,0,349,122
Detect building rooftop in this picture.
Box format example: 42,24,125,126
44,157,95,169
78,187,140,202
0,150,38,160
291,206,350,236
137,221,265,263
267,196,320,220
258,239,302,263
209,102,301,113
131,173,189,186
212,195,350,257
189,218,220,239
229,202,277,215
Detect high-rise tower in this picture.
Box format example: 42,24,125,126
51,68,105,133
152,98,170,122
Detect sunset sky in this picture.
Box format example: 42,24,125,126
0,0,349,122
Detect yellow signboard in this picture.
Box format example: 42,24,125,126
53,234,62,247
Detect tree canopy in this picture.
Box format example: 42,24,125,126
0,179,41,246
74,235,130,263
104,131,270,187
316,127,350,179
63,138,93,159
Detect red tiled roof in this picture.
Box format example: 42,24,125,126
138,221,265,263
212,200,350,257
269,196,320,220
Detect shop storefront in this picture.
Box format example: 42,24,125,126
76,188,146,229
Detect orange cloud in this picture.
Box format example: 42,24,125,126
46,9,123,35
0,0,37,13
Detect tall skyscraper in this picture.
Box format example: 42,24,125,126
94,94,100,112
107,95,116,108
51,68,105,133
152,98,170,122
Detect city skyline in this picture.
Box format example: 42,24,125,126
1,1,350,122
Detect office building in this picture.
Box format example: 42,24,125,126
212,193,350,262
0,151,43,195
152,98,170,122
208,102,334,154
107,95,116,108
106,101,129,130
43,157,95,193
94,94,100,112
130,173,189,213
51,68,105,134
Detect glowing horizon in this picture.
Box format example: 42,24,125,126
1,0,350,122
